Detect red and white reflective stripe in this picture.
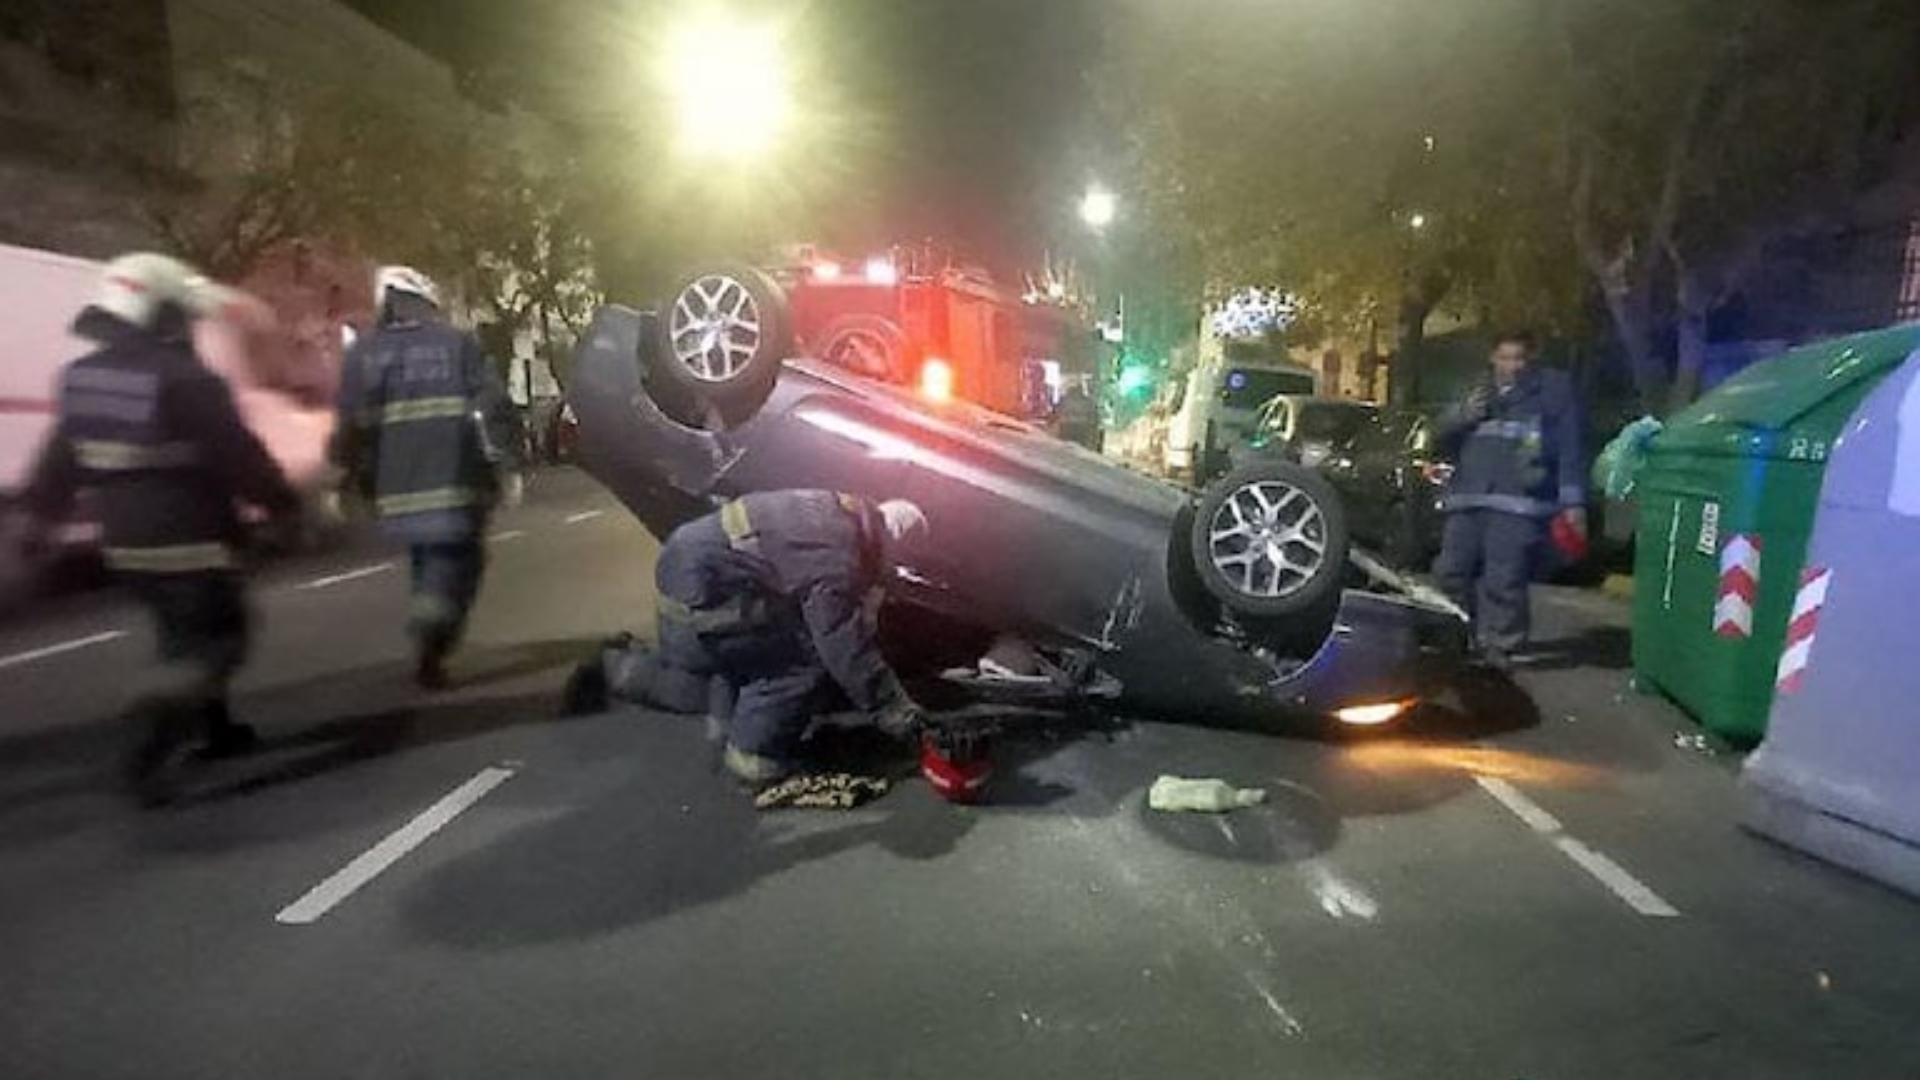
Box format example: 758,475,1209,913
1713,534,1762,639
1776,566,1832,694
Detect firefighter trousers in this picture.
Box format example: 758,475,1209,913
1432,509,1542,653
657,609,840,762
122,570,252,754
408,541,487,653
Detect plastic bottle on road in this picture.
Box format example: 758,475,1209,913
1148,775,1267,813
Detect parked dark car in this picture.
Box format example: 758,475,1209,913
1231,398,1448,571
569,267,1465,730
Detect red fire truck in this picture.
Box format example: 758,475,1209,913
777,244,1080,420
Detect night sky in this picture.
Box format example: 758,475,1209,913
345,0,1104,274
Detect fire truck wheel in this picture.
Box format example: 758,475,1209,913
816,314,915,384
653,265,793,416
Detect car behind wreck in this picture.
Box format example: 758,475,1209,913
569,266,1465,730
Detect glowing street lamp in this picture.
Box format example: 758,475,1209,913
661,13,794,161
1079,186,1118,231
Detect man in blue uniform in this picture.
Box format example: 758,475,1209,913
21,253,301,800
1432,332,1588,670
331,266,521,689
572,491,930,787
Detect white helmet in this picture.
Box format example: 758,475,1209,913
94,252,206,328
374,265,440,308
877,499,929,544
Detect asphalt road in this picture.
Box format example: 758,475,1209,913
2,467,1918,1080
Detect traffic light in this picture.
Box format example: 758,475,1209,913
1117,363,1155,398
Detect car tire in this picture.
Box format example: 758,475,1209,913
815,313,915,383
1190,460,1350,621
652,265,792,418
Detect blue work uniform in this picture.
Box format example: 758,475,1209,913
331,297,518,654
25,306,298,746
1431,367,1587,652
653,490,909,762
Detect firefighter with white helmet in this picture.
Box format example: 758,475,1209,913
20,252,301,803
331,265,521,689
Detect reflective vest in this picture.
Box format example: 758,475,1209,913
334,317,517,543
26,315,296,575
1436,368,1587,517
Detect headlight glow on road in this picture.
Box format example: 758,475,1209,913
1335,699,1417,726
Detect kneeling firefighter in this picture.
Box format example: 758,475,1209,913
573,490,930,786
19,253,301,800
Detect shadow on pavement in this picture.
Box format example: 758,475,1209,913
404,718,981,950
0,638,596,849
1524,625,1632,672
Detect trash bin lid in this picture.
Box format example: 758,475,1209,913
1655,324,1920,459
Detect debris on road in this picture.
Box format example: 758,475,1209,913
1673,732,1717,756
753,773,891,811
1148,775,1268,813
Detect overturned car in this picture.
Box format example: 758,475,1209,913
569,266,1466,730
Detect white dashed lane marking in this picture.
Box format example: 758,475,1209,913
0,630,127,672
276,766,516,925
295,563,395,591
1476,776,1680,918
564,510,605,525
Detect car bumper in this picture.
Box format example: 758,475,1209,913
1274,588,1468,718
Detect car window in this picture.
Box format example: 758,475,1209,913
1221,367,1315,409
1295,403,1375,445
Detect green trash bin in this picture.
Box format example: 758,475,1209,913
1632,324,1920,744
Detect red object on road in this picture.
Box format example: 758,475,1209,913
1550,511,1590,563
920,731,993,804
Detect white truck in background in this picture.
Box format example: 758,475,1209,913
1163,318,1319,482
0,242,342,604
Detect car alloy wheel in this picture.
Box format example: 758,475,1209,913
668,273,765,384
1206,477,1329,600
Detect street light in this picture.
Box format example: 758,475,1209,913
1408,212,1430,231
1079,186,1118,231
661,13,794,161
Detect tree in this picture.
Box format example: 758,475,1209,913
142,71,469,282
1550,0,1920,411
1101,0,1586,403
443,151,603,388
1105,0,1920,414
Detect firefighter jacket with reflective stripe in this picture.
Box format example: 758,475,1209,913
23,313,298,574
331,313,518,544
654,490,905,713
1435,367,1587,517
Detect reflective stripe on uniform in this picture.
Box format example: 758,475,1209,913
377,487,481,516
719,500,762,556
658,595,768,633
380,396,471,424
1473,419,1538,441
1440,492,1559,516
73,439,200,471
66,367,158,395
103,542,234,573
